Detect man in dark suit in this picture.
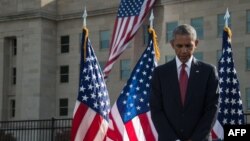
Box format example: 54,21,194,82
150,24,219,141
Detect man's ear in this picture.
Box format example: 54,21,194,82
195,40,199,47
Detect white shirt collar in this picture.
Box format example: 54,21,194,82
176,55,193,69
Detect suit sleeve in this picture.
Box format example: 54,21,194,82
190,66,219,141
150,68,179,141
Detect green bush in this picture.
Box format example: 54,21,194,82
0,131,16,141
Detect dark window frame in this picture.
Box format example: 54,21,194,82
191,17,204,40
59,98,68,116
247,10,250,33
12,67,16,85
217,49,222,63
246,88,250,111
246,47,250,70
100,30,110,50
10,99,15,118
120,59,131,80
61,35,70,53
166,21,178,43
60,65,69,83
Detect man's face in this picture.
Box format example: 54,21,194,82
171,34,198,63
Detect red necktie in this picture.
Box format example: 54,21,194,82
179,64,188,105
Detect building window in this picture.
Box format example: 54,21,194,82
217,50,222,63
12,38,17,56
59,98,68,116
194,52,203,61
191,17,204,39
143,25,149,45
61,35,69,53
12,67,16,85
60,65,69,83
166,21,178,42
217,13,231,37
99,61,105,71
165,55,175,63
100,30,110,49
247,10,250,33
120,59,131,80
247,47,250,70
10,99,15,118
246,88,250,110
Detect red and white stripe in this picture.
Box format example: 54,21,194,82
211,120,224,140
71,101,109,141
103,0,155,79
106,102,158,141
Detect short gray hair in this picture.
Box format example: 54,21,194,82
172,24,197,40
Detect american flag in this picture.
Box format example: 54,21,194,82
71,27,110,141
103,0,156,79
212,27,245,140
106,28,158,141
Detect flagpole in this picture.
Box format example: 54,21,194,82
212,7,245,140
82,7,87,27
71,6,111,139
149,10,154,28
224,8,230,27
148,9,160,62
224,8,232,40
82,7,88,61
